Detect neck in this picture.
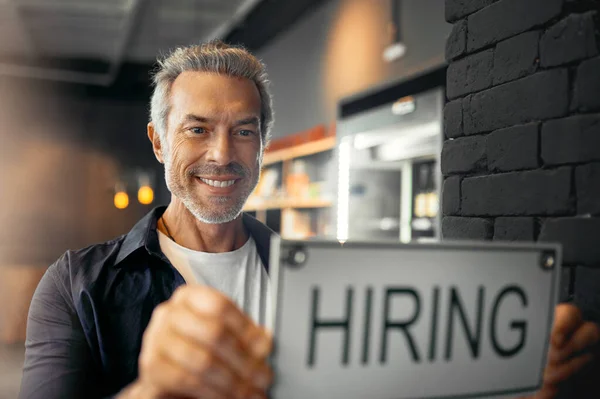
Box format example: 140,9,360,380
159,197,248,253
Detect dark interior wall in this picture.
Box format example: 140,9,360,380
0,76,166,267
257,0,451,138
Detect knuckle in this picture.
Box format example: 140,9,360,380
172,285,190,302
211,294,232,315
172,368,194,389
138,349,156,373
208,322,227,344
196,350,215,374
152,302,169,321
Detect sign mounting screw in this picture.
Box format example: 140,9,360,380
541,251,556,270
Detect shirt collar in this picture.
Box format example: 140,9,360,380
115,206,166,266
114,205,275,271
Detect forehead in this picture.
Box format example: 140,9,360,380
169,71,261,119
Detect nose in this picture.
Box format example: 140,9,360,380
206,131,234,165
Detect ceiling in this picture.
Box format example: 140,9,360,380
0,0,262,85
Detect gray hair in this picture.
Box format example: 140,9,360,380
150,40,274,146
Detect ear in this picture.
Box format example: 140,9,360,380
147,122,164,164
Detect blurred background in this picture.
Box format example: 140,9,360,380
0,0,450,396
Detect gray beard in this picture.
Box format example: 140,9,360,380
163,155,258,224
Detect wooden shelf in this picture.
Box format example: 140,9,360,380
263,136,336,165
244,197,333,211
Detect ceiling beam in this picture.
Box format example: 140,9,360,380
16,0,129,15
0,0,146,86
225,0,331,50
204,0,265,42
104,0,146,85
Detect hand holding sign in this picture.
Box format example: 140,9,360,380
119,285,273,399
528,304,600,399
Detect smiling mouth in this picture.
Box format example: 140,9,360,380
198,177,237,188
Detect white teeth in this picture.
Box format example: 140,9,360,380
200,178,236,188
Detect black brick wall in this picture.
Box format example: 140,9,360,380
493,31,541,85
442,0,600,362
573,56,600,111
486,123,540,172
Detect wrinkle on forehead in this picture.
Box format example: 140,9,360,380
168,71,261,127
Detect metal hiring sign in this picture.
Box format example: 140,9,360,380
268,238,561,399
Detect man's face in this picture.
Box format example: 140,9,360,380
162,71,263,224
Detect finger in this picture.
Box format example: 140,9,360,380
157,331,238,395
246,325,273,359
548,321,600,364
174,285,270,358
543,353,593,385
165,304,253,376
162,300,272,392
236,383,269,399
244,358,274,392
551,304,583,349
535,385,558,399
141,350,223,398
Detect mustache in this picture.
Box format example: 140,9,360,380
187,163,248,178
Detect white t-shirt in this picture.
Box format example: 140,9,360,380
158,230,272,328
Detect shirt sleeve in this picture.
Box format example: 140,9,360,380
19,260,99,399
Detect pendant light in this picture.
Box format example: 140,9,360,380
383,0,407,62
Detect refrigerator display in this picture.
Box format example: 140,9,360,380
335,80,444,243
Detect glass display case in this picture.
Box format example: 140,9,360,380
335,68,445,243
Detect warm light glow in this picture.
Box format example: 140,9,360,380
114,191,129,209
324,0,388,111
138,185,154,205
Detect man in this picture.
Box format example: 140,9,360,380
20,41,599,399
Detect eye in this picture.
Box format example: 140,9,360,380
238,129,255,137
190,127,206,134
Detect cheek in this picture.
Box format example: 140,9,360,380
168,139,196,171
237,141,262,167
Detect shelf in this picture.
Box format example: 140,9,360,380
263,136,336,165
243,197,333,211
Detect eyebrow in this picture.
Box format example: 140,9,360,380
181,114,260,128
234,116,260,128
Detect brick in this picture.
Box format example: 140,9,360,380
576,162,600,215
541,114,600,165
442,176,461,216
462,167,574,216
559,266,575,303
573,56,600,111
441,136,487,175
445,0,496,23
446,20,467,61
493,31,540,85
539,217,600,265
493,216,536,241
442,216,493,240
540,12,599,68
447,49,494,99
574,267,600,323
444,99,463,138
467,0,562,52
464,69,569,135
487,123,540,172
